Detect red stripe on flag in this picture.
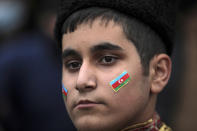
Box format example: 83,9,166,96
62,88,67,96
112,73,130,89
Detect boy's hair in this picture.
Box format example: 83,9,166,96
61,7,166,75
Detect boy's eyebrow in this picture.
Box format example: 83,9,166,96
62,48,81,59
90,42,123,53
62,42,123,59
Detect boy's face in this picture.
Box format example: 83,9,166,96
62,20,152,131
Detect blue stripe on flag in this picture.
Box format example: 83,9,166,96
62,84,68,93
110,71,127,85
63,87,68,93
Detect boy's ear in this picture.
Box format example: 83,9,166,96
149,54,172,94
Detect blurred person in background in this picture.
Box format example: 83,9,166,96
174,0,197,130
0,0,30,43
0,0,75,130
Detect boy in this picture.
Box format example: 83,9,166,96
55,0,175,130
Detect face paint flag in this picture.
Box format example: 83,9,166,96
110,71,131,92
62,84,68,97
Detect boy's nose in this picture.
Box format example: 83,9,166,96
76,62,97,92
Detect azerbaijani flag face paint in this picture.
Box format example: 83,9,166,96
62,84,68,97
109,71,131,92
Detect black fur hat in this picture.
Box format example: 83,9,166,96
55,0,176,55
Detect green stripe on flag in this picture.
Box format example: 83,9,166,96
63,93,67,99
114,77,131,92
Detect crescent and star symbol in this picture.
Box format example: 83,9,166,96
118,79,123,84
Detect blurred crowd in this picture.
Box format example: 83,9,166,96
0,0,197,131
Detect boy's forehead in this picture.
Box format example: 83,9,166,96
61,20,134,58
62,19,127,46
61,18,140,60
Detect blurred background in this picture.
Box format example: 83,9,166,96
173,0,197,130
0,0,197,131
0,0,75,131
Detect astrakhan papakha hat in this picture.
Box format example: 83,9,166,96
54,0,176,55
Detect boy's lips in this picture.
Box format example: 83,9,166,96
74,99,103,109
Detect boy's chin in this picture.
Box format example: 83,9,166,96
73,117,117,131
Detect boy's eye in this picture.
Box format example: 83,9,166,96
99,55,118,65
65,60,81,71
